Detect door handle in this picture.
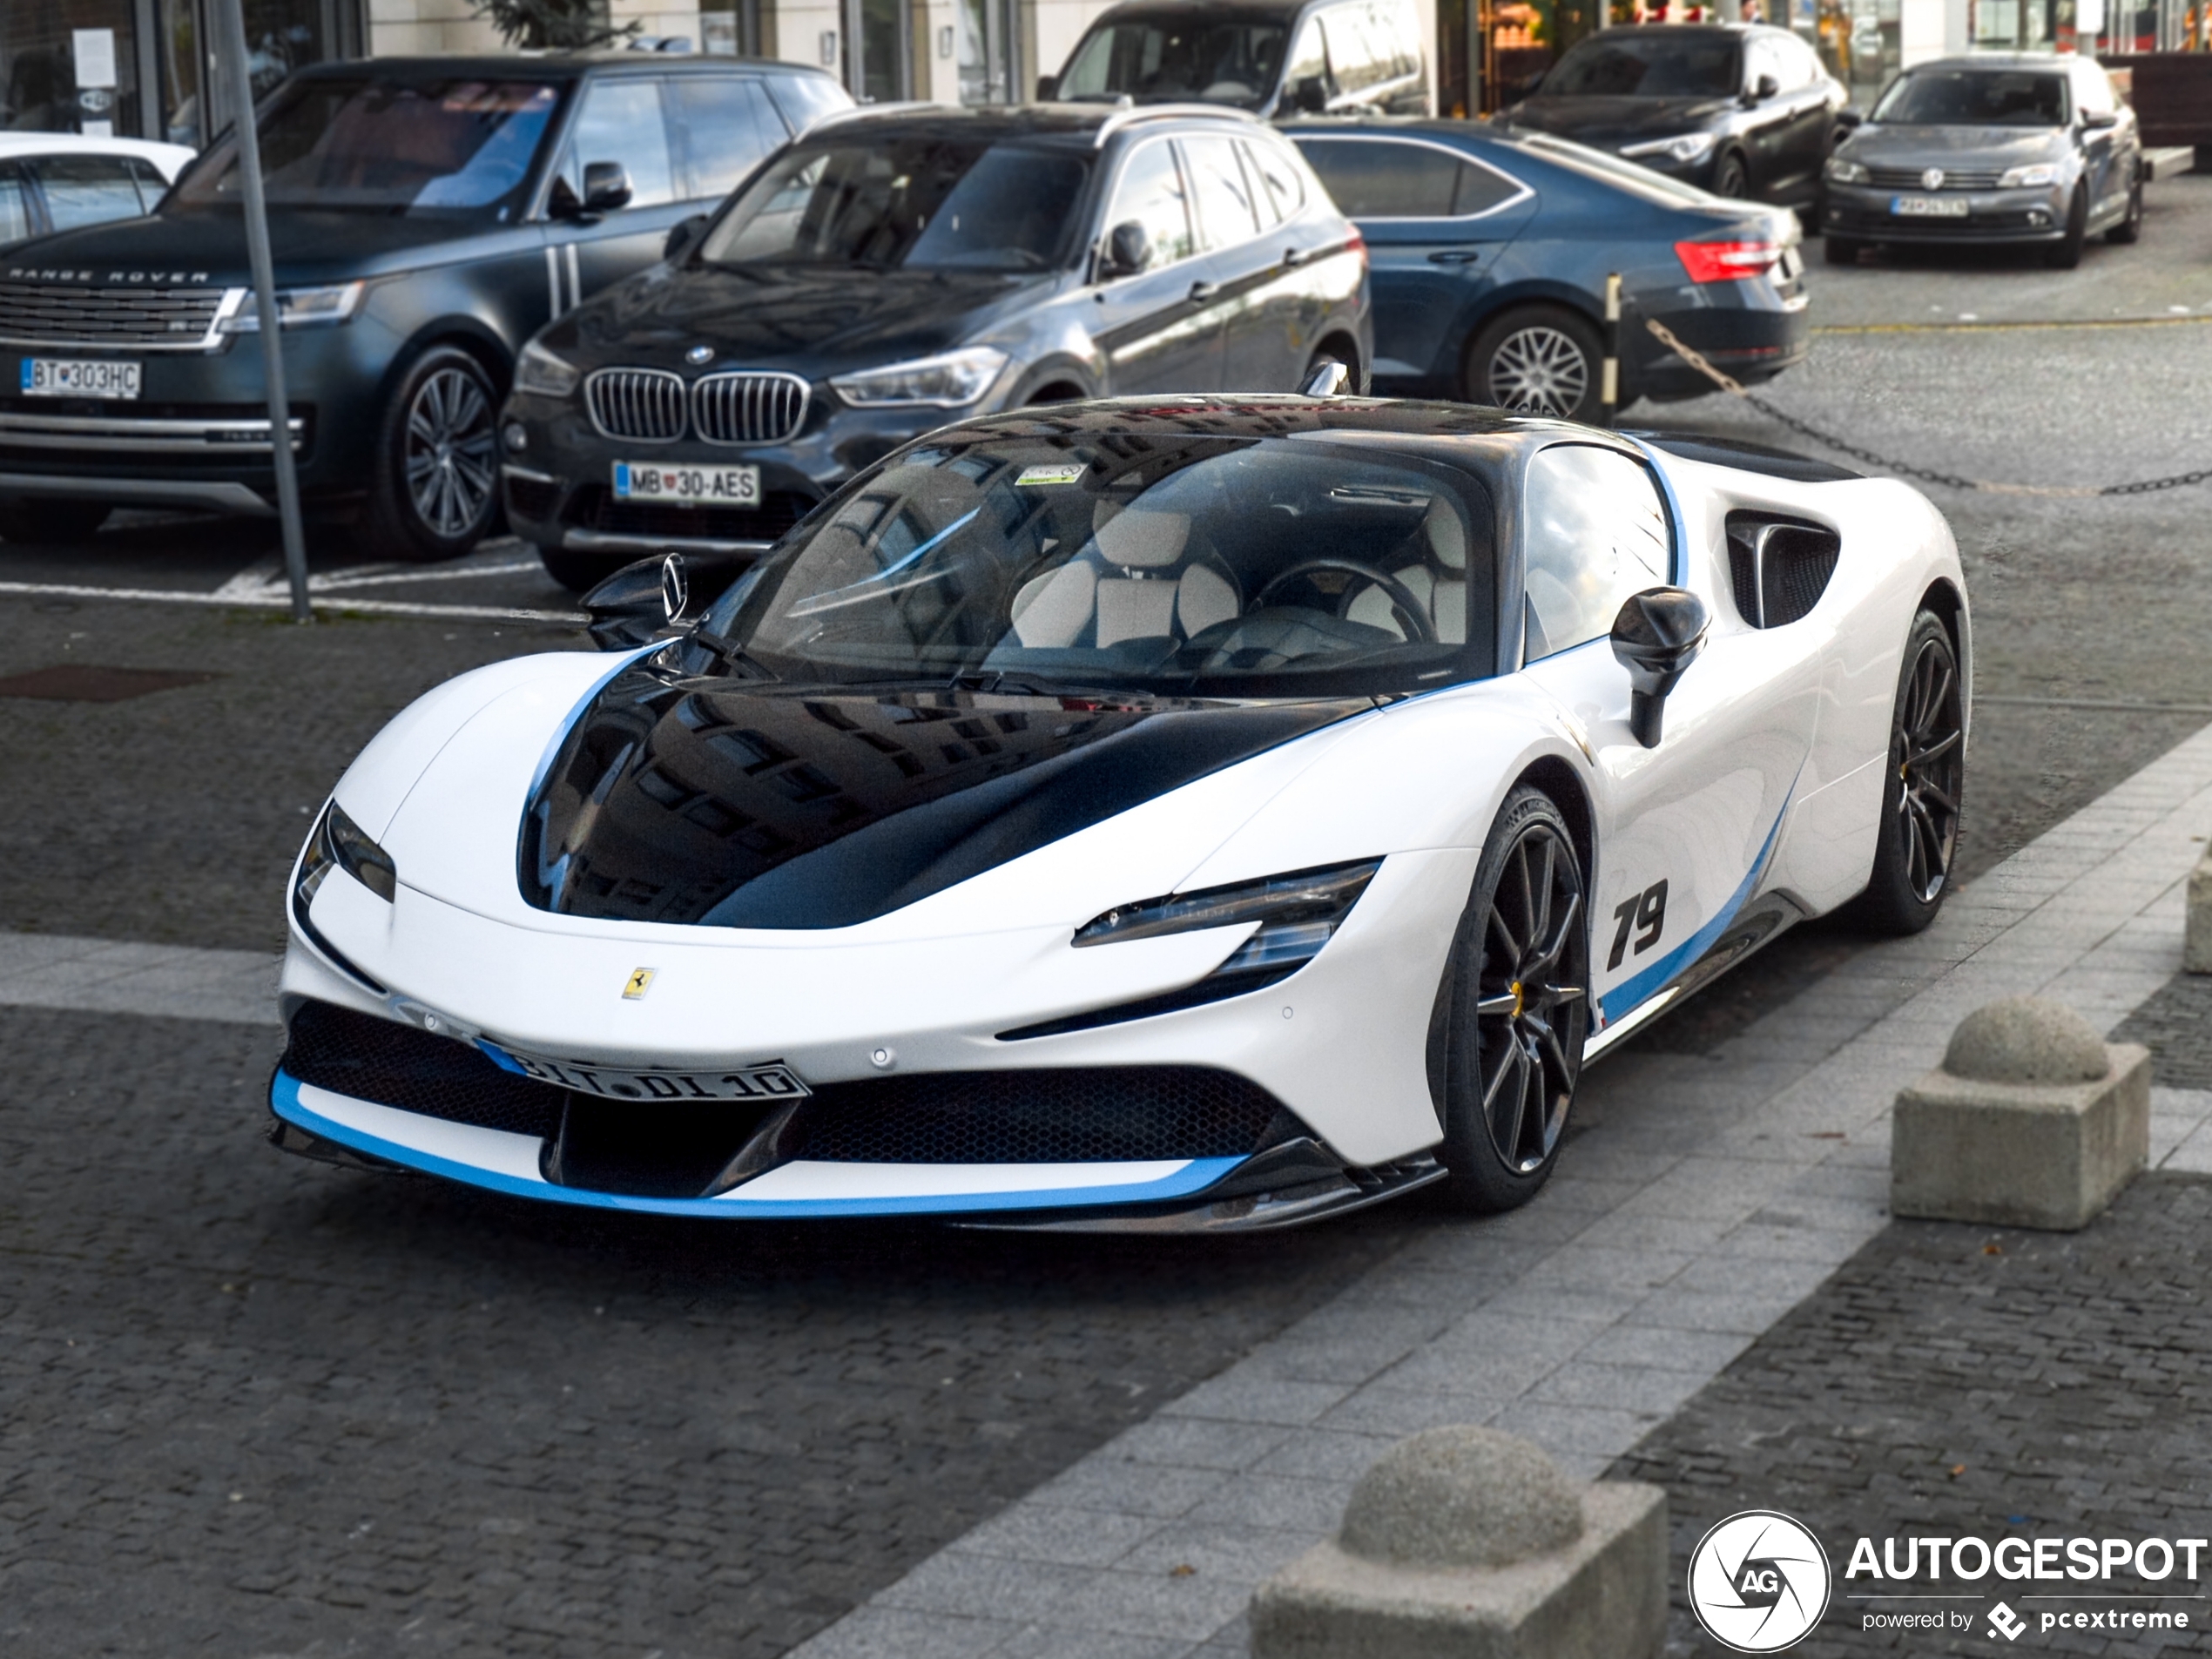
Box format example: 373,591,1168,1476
1188,280,1220,302
1427,249,1480,265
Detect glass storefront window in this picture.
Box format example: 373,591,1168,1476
3,1,145,137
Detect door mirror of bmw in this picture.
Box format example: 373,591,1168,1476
1100,219,1155,280
664,212,711,264
1743,72,1780,106
1609,587,1710,748
582,160,635,214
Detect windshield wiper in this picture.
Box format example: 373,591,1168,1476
685,626,776,680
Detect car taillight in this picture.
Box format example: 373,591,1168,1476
1675,239,1780,283
1344,226,1366,259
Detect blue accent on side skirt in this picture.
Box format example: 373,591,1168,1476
268,1069,1242,1219
1598,799,1791,1028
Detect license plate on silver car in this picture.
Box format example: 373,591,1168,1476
21,358,142,398
1891,196,1969,218
482,1042,811,1103
613,461,760,506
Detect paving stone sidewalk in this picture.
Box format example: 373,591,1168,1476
792,725,2212,1657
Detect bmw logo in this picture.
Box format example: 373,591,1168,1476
1921,167,1946,190
685,344,715,366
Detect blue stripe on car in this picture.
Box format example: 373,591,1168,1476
1597,797,1789,1028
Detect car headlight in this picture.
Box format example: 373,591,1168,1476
1999,162,2058,188
218,281,364,333
830,347,1010,408
1620,132,1717,165
514,339,582,399
295,799,398,914
1824,156,1871,185
1076,859,1378,964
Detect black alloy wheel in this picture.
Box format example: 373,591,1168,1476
1712,152,1750,199
2107,170,2143,245
1435,786,1590,1211
0,496,111,543
1464,306,1602,421
1851,608,1966,935
362,345,502,563
2047,183,2089,270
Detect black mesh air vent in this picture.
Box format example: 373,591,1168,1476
280,999,565,1140
1723,514,1841,629
798,1068,1285,1164
504,473,560,522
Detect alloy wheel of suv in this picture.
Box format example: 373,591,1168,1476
362,346,502,563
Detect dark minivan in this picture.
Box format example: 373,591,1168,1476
502,104,1372,590
1042,0,1430,118
0,53,849,557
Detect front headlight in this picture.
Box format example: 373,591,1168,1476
1621,132,1717,165
1824,156,1871,185
830,347,1010,409
294,799,398,914
514,339,582,399
1999,162,2058,188
1076,860,1378,966
218,281,364,333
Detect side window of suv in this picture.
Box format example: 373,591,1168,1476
668,77,788,201
2071,63,2115,116
1282,16,1332,109
1104,138,1196,270
1321,3,1386,95
556,77,677,210
1183,136,1260,250
1242,136,1308,222
31,155,152,232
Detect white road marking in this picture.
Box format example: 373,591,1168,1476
0,578,579,624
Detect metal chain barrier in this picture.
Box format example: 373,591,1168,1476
1642,317,2212,499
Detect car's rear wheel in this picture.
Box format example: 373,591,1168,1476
1712,152,1750,199
1463,307,1602,421
0,496,111,544
2047,184,2089,269
1824,234,1865,266
2107,172,2143,244
536,544,629,594
1848,609,1965,935
361,346,502,563
1435,786,1590,1212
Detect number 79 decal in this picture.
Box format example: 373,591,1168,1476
1607,879,1669,970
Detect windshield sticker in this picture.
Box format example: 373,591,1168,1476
1016,464,1086,488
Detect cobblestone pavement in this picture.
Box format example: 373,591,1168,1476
1613,1172,2212,1657
0,1006,1422,1658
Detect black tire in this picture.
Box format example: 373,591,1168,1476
2107,172,2142,244
1824,234,1865,266
536,544,629,594
2047,184,2088,269
0,496,111,543
361,345,502,563
1462,306,1602,421
1847,609,1966,935
1711,152,1750,199
1434,786,1590,1212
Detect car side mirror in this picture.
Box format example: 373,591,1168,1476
664,212,710,263
1834,109,1864,132
1035,72,1057,101
1743,72,1780,106
2083,107,2120,130
582,160,634,214
1291,74,1330,114
1609,586,1710,748
1100,219,1154,280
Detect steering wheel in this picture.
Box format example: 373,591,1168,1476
1252,556,1438,644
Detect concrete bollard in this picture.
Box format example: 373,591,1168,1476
2187,843,2212,974
1892,996,2149,1231
1249,1427,1668,1659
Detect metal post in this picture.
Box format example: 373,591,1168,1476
1600,273,1622,428
212,0,313,624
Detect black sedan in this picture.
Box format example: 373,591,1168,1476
502,104,1372,590
1498,24,1844,206
1290,122,1807,420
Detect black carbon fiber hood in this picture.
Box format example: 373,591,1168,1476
517,662,1366,930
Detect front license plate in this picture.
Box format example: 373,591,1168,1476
485,1043,811,1103
21,357,142,398
1891,195,1970,218
612,461,759,507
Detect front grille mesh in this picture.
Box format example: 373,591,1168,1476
1866,166,2005,190
693,373,809,445
586,368,686,442
504,473,561,522
0,281,230,347
281,1000,564,1140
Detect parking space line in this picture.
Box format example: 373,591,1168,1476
0,578,580,625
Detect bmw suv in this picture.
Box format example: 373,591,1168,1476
0,53,848,556
502,104,1371,590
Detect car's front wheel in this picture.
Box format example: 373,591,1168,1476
2107,171,2143,245
1463,307,1602,421
1435,786,1590,1211
1711,152,1750,199
361,346,502,563
0,496,111,544
2047,184,2089,270
1848,608,1966,935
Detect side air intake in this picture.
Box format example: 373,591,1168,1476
1724,514,1841,628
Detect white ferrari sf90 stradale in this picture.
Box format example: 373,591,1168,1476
272,396,1968,1230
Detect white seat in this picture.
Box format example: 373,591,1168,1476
1007,504,1240,650
1344,496,1471,644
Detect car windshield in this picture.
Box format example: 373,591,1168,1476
172,78,563,217
1871,71,2067,126
697,431,1493,698
1541,32,1743,98
1057,19,1289,107
698,138,1090,272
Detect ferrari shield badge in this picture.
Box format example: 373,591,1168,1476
623,968,656,1001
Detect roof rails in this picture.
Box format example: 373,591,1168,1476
1091,102,1264,146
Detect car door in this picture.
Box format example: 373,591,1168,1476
542,75,690,320
1292,134,1534,392
1090,136,1224,394
2070,63,2125,221
1510,444,1819,1040
1738,36,1802,199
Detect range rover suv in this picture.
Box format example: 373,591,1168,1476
0,53,848,555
